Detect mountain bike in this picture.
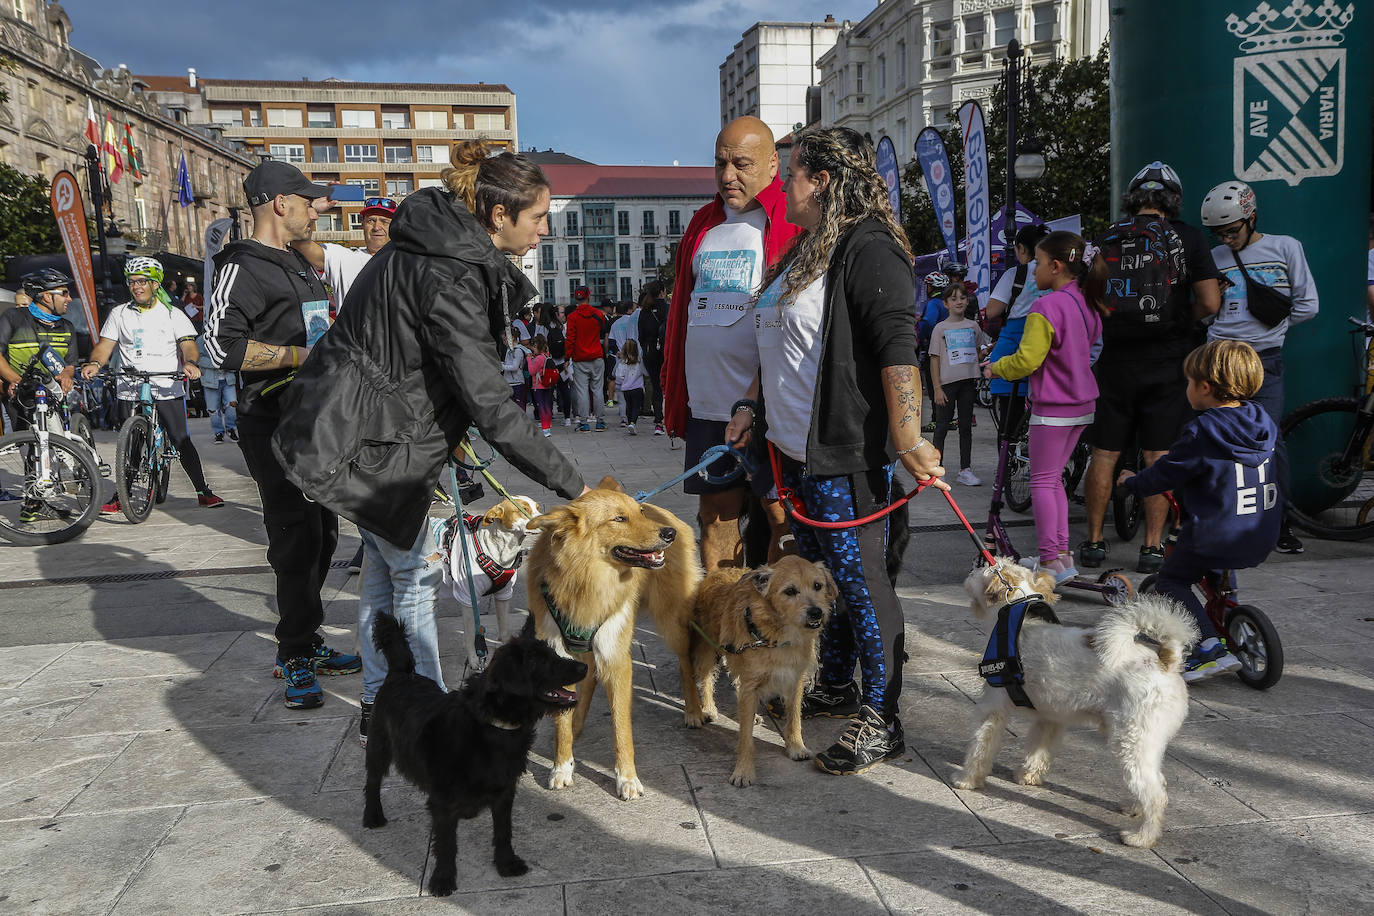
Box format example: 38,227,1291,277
1279,317,1374,540
113,370,183,524
0,346,103,545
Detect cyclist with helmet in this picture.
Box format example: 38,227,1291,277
80,256,224,511
1078,161,1222,574
1202,179,1319,554
1,269,79,431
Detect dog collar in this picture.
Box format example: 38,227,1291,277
690,605,780,655
539,581,599,654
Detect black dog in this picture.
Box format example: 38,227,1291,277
362,613,587,896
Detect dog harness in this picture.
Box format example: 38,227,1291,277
539,582,599,654
978,596,1058,710
439,514,519,597
690,605,780,655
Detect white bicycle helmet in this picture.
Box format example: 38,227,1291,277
1129,161,1182,195
124,256,165,284
1200,180,1257,228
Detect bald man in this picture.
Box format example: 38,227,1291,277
661,116,801,570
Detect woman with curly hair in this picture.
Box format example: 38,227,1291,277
724,127,946,776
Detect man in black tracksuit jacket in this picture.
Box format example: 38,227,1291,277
203,161,360,709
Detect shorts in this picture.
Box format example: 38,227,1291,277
682,414,772,497
1090,357,1191,453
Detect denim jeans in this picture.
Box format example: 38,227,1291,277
201,368,237,436
358,519,447,703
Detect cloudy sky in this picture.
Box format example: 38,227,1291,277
62,0,856,166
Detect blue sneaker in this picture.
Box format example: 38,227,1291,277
577,421,591,432
274,643,362,678
1182,643,1241,684
279,656,324,709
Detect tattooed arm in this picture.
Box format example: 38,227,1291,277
239,341,309,372
881,364,948,489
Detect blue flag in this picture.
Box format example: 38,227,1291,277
874,136,901,223
915,127,959,262
176,153,194,208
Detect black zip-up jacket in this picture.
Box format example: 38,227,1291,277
270,188,584,548
759,218,918,476
204,239,331,424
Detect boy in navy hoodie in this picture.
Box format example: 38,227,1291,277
1119,340,1280,682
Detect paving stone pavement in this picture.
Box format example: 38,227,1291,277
2,407,1373,915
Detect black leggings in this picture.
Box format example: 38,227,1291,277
933,378,976,470
119,398,211,494
623,388,644,424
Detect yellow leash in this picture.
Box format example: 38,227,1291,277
458,439,536,519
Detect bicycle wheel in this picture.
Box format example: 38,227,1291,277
115,415,157,523
154,457,171,505
1113,486,1142,541
0,431,102,545
976,376,993,409
1062,441,1089,500
1281,397,1374,540
1226,605,1284,690
1005,443,1032,513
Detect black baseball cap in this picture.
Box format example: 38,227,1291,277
244,160,330,207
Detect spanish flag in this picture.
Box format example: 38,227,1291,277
102,113,124,184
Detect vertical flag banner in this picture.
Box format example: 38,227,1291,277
874,135,902,223
121,121,144,181
915,127,959,261
83,100,100,150
102,114,124,184
958,101,991,309
176,153,194,208
202,218,233,302
49,170,100,335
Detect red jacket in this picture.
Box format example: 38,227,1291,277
565,303,605,362
661,178,800,437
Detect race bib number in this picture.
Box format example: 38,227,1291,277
944,327,977,365
301,299,332,346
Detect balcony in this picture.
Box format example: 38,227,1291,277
125,229,170,251
640,227,659,237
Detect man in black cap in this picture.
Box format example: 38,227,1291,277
203,159,361,710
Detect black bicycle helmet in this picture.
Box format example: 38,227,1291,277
1128,161,1183,195
21,268,73,300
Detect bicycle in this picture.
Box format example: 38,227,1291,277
989,388,1089,516
1279,316,1374,540
1138,492,1283,689
113,369,183,524
0,346,104,545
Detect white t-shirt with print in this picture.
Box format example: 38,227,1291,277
990,261,1048,320
685,206,768,421
101,302,197,400
322,244,372,314
755,272,827,462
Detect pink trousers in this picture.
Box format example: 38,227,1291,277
1028,422,1087,565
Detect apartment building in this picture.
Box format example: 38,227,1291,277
817,0,1108,164
719,18,842,143
534,164,716,306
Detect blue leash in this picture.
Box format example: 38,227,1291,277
633,444,753,503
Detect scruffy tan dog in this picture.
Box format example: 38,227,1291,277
524,478,703,801
689,556,837,787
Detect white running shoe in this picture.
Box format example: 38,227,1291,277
957,468,982,487
563,418,572,427
543,429,552,437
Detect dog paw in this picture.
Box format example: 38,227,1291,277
786,744,811,762
362,808,387,829
1121,801,1142,818
683,711,709,729
729,767,756,787
428,873,457,897
1015,770,1044,787
615,772,644,800
951,773,983,791
547,761,574,790
1120,827,1159,849
495,855,529,877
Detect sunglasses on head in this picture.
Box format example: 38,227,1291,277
363,197,397,211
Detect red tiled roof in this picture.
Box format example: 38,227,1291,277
136,75,196,93
541,165,716,198
198,78,513,93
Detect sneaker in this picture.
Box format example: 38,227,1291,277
432,486,453,506
922,420,937,433
274,643,362,678
563,418,573,427
1078,540,1107,569
214,432,224,443
814,705,905,775
620,419,628,428
577,422,591,432
1137,544,1165,573
799,680,863,719
956,468,981,487
18,499,47,524
628,424,638,436
1052,563,1079,585
347,544,364,575
1182,644,1242,684
227,428,238,442
279,656,324,709
198,492,225,509
595,420,607,431
669,436,682,450
458,482,484,504
605,399,616,408
543,429,552,437
359,700,373,747
654,425,665,436
100,498,121,515
1275,528,1304,554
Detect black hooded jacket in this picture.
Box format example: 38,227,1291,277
270,187,584,547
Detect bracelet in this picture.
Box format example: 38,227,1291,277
895,437,930,456
290,348,300,369
730,398,758,418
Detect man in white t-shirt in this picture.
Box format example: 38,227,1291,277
292,195,396,314
81,256,223,511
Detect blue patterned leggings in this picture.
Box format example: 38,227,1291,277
780,459,905,719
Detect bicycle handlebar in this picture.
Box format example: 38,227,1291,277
114,369,187,381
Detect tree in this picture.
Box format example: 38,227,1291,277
901,42,1111,257
0,163,63,257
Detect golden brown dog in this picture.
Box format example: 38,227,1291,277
524,478,703,800
688,556,837,787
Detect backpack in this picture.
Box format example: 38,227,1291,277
1094,215,1187,335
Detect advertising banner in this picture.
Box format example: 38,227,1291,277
874,135,901,223
48,170,99,335
957,101,991,309
915,127,959,261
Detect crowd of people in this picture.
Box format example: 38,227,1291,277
0,117,1322,779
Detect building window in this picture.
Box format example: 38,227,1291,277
211,108,243,127
568,278,580,299
472,112,506,132
385,178,413,197
269,144,305,163
897,119,908,159
668,210,681,235
381,109,410,130
745,47,757,71
896,40,907,87
964,15,986,52
855,63,865,94
266,108,302,128
617,211,630,235
619,244,631,269
307,109,335,128
315,213,342,233
745,87,758,112
1032,3,1055,42
416,145,449,164
932,21,953,58
383,144,412,163
417,177,444,189
13,0,28,23
565,211,579,237
643,243,656,267
344,144,378,163
348,213,361,231
641,211,656,235
414,110,448,130
341,109,377,129
994,9,1017,47
542,279,557,302
567,244,580,270
347,178,381,194
877,54,887,97
620,277,634,302
540,245,555,271
310,142,338,163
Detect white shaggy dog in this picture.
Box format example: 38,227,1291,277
955,558,1200,848
441,496,541,668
